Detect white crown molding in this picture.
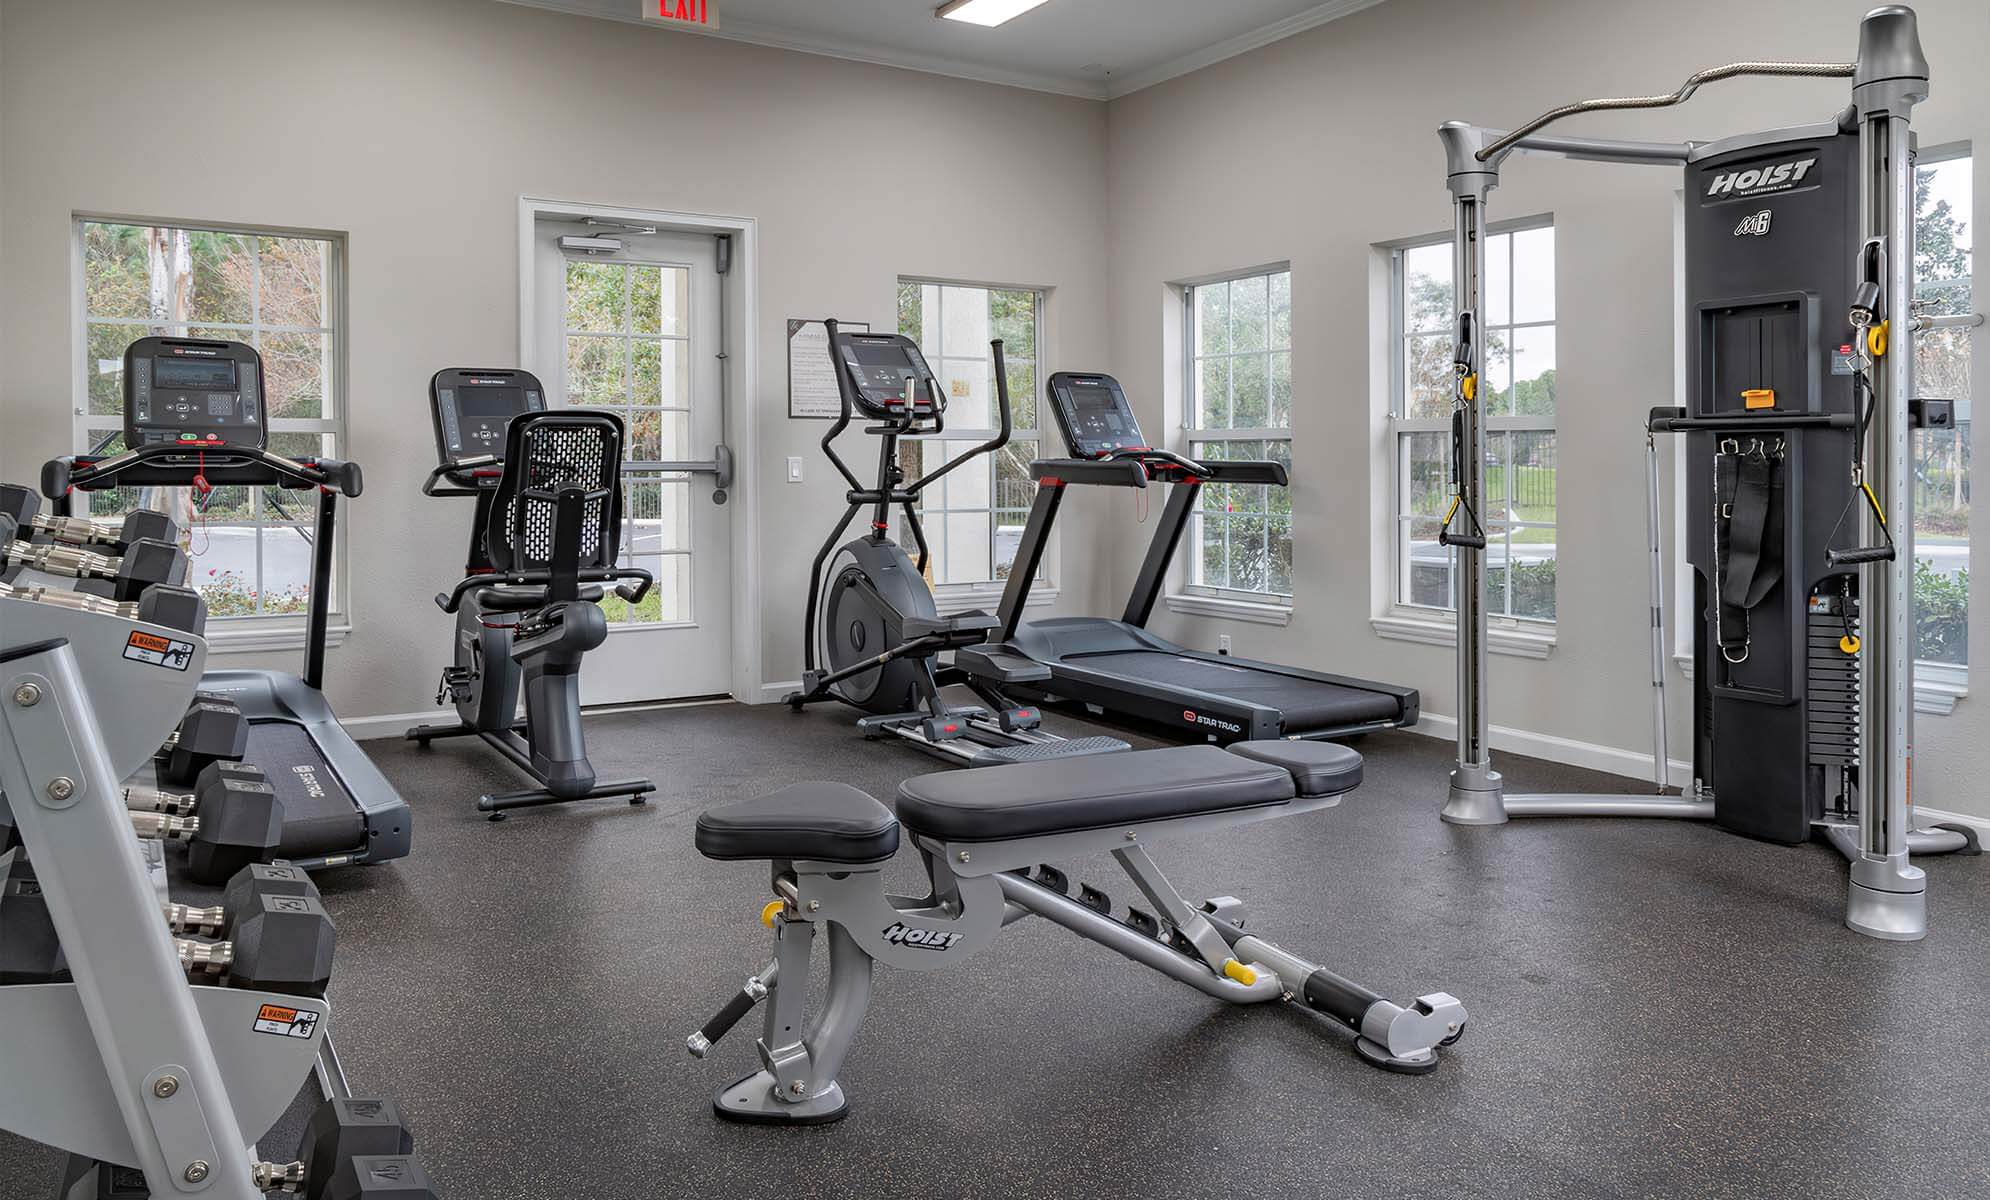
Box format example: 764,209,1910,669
1101,0,1389,99
495,0,1388,102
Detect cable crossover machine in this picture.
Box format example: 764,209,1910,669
1434,5,1981,940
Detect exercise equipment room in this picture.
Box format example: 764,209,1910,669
0,1,1985,1197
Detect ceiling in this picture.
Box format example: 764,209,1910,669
498,0,1387,99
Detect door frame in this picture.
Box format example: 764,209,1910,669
517,196,760,704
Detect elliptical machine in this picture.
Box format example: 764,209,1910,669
407,368,657,820
786,322,1126,766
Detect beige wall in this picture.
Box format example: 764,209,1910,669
4,0,1987,820
0,0,1113,719
1104,0,1990,819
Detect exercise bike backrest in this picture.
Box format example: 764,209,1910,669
424,370,652,614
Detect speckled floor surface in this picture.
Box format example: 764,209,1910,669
4,700,1987,1199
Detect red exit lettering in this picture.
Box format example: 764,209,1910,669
651,0,714,25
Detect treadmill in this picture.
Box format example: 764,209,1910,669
42,336,413,870
971,371,1418,744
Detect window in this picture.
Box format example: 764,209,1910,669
76,220,345,622
1390,224,1557,622
894,281,1043,588
1182,270,1294,600
1914,147,1974,670
563,259,692,625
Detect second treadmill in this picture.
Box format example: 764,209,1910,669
962,371,1418,744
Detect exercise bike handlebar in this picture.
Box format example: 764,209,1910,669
422,455,504,498
434,565,653,614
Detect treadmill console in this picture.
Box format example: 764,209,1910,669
830,330,942,418
1046,372,1146,458
124,337,264,451
430,368,547,472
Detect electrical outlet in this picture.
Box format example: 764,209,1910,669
787,456,804,483
1217,634,1232,655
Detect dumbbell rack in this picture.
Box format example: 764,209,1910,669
0,595,332,1197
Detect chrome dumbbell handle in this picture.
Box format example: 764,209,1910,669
175,938,237,978
161,901,228,937
129,811,199,842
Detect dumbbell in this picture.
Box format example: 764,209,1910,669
175,888,337,997
0,856,329,995
127,760,267,818
0,534,187,602
162,694,249,786
0,482,177,550
162,860,317,937
0,579,206,634
126,769,285,885
254,1096,436,1199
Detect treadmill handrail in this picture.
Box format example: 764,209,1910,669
46,443,364,498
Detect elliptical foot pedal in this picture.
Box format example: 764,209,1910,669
714,1072,850,1125
969,735,1129,766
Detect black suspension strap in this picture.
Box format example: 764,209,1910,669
1712,437,1785,664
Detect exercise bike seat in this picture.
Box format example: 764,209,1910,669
696,782,901,864
1226,740,1364,797
895,745,1295,843
903,612,999,640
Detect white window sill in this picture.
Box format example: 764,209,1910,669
205,621,350,655
1163,593,1292,627
1371,612,1556,660
933,583,1055,616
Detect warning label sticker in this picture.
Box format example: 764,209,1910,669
122,631,195,671
253,1003,320,1039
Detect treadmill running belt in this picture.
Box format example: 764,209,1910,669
245,722,367,857
1067,651,1402,728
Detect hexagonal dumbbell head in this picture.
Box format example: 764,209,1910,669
303,1097,416,1200
323,1156,437,1200
136,583,207,635
111,537,188,599
224,860,319,921
165,695,248,786
185,779,284,885
228,891,336,997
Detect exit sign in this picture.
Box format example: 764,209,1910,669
643,0,719,27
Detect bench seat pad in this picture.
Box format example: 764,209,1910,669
896,745,1294,843
1225,740,1363,797
696,782,900,864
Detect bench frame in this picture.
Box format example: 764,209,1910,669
690,777,1467,1124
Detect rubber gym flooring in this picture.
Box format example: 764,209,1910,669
4,699,1987,1199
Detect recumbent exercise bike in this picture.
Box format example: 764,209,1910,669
407,368,655,820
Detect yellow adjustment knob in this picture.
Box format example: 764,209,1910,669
1461,373,1478,403
1840,634,1861,655
1868,320,1889,358
1222,959,1258,986
760,901,784,928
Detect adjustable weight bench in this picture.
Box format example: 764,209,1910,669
689,741,1467,1124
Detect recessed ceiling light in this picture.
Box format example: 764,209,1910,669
936,0,1054,28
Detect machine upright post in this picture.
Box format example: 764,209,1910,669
1845,3,1930,939
1439,122,1506,824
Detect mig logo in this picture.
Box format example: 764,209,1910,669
882,923,963,952
1734,210,1773,237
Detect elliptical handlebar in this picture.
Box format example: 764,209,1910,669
434,565,653,614
904,339,1015,496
